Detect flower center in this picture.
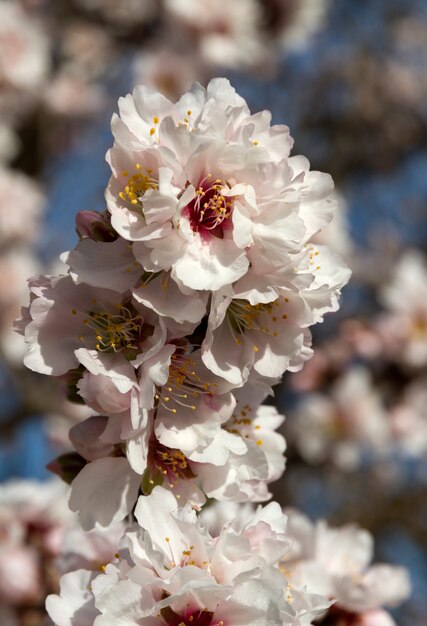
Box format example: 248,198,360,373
83,305,143,352
119,164,158,206
150,440,195,484
160,606,224,626
184,175,235,239
155,345,216,414
226,298,281,350
315,606,360,626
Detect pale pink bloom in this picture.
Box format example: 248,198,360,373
0,1,49,91
282,510,411,615
0,479,74,604
311,191,353,260
380,251,427,366
44,73,105,117
202,245,350,385
107,79,346,296
196,379,286,501
0,167,45,245
278,0,330,51
0,544,41,604
141,345,236,451
164,0,265,69
289,367,391,469
20,274,166,382
56,523,125,574
69,456,141,530
133,47,204,101
48,488,329,626
138,365,285,504
66,373,286,525
389,379,427,457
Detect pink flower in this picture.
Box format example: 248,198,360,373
48,488,329,626
20,274,166,381
282,510,411,617
107,78,346,297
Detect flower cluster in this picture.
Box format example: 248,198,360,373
201,502,411,626
18,78,350,532
47,487,330,626
46,491,410,626
282,509,411,625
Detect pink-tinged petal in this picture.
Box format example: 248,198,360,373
69,457,141,530
64,238,140,291
46,570,99,626
173,237,249,291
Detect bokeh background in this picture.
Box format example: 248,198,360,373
0,1,426,625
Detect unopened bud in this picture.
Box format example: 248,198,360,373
47,452,87,485
75,210,117,242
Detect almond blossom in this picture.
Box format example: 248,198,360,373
163,0,265,70
17,78,349,519
107,79,328,290
379,251,427,367
66,375,287,529
281,509,411,624
0,479,74,607
0,1,49,92
288,367,392,470
47,487,330,626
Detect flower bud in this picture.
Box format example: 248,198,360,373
75,210,117,242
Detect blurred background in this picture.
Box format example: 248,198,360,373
0,0,426,625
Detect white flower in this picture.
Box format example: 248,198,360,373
0,479,74,604
288,367,391,470
202,245,350,385
282,510,411,615
108,78,345,297
380,251,427,366
0,1,49,91
278,0,330,51
48,488,328,626
20,274,166,381
164,0,265,69
69,457,141,531
67,372,287,525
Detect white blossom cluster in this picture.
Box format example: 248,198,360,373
18,78,350,530
47,488,330,626
19,78,416,626
44,491,410,626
